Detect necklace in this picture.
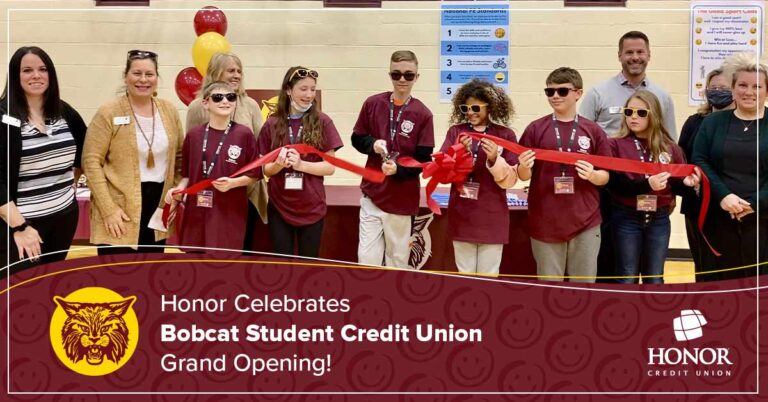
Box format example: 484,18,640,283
129,98,156,168
741,119,755,132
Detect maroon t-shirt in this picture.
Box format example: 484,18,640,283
519,114,611,243
179,122,257,250
440,123,518,244
256,113,343,226
353,92,435,215
609,135,686,209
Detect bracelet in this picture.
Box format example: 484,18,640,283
11,221,29,233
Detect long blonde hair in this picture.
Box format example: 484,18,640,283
616,90,675,163
197,52,245,98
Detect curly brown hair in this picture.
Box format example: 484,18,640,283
449,79,514,126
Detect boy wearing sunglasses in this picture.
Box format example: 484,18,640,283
168,81,258,252
351,50,435,269
517,67,611,282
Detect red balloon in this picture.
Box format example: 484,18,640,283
175,67,203,106
193,6,228,36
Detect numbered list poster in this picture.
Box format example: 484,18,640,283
440,0,510,103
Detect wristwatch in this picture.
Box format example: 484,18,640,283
11,221,29,233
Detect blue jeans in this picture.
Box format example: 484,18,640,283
611,204,671,284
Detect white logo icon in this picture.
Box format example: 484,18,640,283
578,136,591,150
401,120,414,135
227,145,242,163
673,310,707,341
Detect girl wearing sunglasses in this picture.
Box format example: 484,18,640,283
186,52,267,252
256,66,342,258
440,79,518,275
83,49,184,255
168,82,258,252
608,90,700,284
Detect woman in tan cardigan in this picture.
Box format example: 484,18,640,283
186,52,267,251
83,50,183,254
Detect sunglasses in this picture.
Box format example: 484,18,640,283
389,71,417,81
544,87,576,97
459,104,488,114
289,68,319,82
622,107,650,118
127,49,158,60
209,93,238,103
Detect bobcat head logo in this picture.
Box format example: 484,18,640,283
408,213,434,270
50,288,139,376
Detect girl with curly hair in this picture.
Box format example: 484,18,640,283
440,79,518,275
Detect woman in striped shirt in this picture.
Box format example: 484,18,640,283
0,46,86,273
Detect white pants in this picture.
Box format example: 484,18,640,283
358,196,413,269
530,225,600,283
452,241,503,276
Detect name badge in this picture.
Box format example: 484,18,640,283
459,181,480,200
636,194,658,212
285,172,304,190
608,106,622,114
2,114,21,127
554,176,575,194
113,116,131,125
196,190,214,208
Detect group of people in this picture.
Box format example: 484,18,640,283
1,29,765,283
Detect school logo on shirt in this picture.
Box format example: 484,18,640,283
408,213,434,270
577,136,591,153
400,120,415,137
227,145,242,164
659,152,671,164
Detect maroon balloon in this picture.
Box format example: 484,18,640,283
194,6,228,36
175,67,202,106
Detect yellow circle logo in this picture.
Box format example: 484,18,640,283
494,28,506,38
695,16,703,24
750,39,758,46
751,17,758,24
495,72,505,82
695,39,702,46
695,82,703,89
50,287,138,376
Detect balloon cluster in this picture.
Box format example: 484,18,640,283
174,6,230,105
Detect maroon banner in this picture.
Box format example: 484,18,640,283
1,254,764,399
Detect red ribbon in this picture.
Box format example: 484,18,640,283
402,132,720,256
162,144,385,227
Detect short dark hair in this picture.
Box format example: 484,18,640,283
1,46,62,121
619,31,650,52
546,67,583,89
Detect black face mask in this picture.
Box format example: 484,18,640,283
706,89,733,109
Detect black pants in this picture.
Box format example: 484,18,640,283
595,188,614,283
685,215,718,282
98,182,166,255
267,204,324,258
706,211,767,280
242,202,259,251
4,202,79,276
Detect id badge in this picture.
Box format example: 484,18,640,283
554,176,575,194
459,181,480,200
285,172,304,190
636,194,658,212
196,190,214,208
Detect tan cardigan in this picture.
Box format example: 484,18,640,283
83,95,184,246
186,94,268,223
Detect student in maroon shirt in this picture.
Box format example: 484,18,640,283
167,81,258,252
257,66,343,258
517,67,611,283
608,90,700,284
351,50,435,269
440,79,518,275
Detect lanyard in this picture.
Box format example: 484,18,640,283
288,118,303,145
633,137,652,178
389,95,411,150
201,121,232,179
553,114,579,175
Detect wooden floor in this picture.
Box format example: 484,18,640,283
65,246,697,284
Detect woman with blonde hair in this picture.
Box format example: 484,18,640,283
607,90,700,284
693,53,768,279
186,52,267,251
83,50,184,254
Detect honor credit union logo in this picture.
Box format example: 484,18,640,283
49,287,139,376
646,310,733,378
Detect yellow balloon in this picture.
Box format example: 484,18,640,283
192,32,231,76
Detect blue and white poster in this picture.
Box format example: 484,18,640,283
440,1,510,103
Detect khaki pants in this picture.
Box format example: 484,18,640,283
358,196,413,269
531,225,600,283
452,241,503,276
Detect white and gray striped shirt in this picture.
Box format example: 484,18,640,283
17,118,76,218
